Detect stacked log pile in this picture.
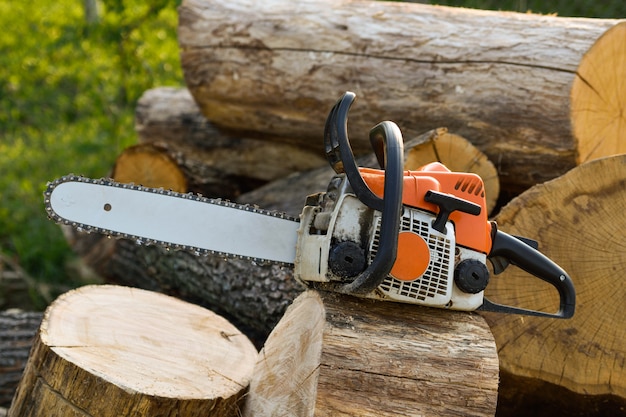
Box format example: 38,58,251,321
134,87,327,199
3,0,626,415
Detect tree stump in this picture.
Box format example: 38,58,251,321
8,285,258,417
244,290,499,417
178,0,623,193
481,155,626,416
571,21,626,163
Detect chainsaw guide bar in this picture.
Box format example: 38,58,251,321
44,175,300,267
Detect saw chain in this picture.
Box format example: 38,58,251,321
44,175,299,266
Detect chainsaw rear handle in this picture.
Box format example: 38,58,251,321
324,91,404,295
481,227,576,319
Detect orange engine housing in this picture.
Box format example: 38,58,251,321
359,162,493,254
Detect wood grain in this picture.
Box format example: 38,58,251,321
482,154,626,408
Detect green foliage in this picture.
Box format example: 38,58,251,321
427,0,626,18
0,0,182,307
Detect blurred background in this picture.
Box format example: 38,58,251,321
1,0,624,310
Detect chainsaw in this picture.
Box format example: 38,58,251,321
45,92,575,318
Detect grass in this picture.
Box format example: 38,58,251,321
0,0,182,308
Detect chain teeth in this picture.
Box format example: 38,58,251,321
44,175,297,267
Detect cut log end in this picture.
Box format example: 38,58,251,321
571,21,626,164
8,285,258,417
245,290,499,417
112,143,188,192
482,155,626,403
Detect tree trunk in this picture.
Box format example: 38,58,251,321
8,285,257,417
178,0,623,194
135,87,326,199
480,154,626,416
0,311,42,408
83,0,98,24
244,290,499,417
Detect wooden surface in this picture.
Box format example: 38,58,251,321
571,21,626,163
178,0,623,193
8,285,258,417
481,155,626,413
112,143,188,192
245,290,499,417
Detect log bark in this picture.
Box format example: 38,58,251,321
244,290,499,417
135,87,326,198
480,154,626,415
8,285,257,417
178,0,623,194
0,311,42,408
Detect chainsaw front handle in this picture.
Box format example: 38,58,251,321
324,92,404,295
481,228,576,319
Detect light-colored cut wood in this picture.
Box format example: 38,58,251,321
8,285,258,417
571,22,626,163
245,290,499,417
481,155,626,404
112,143,187,192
